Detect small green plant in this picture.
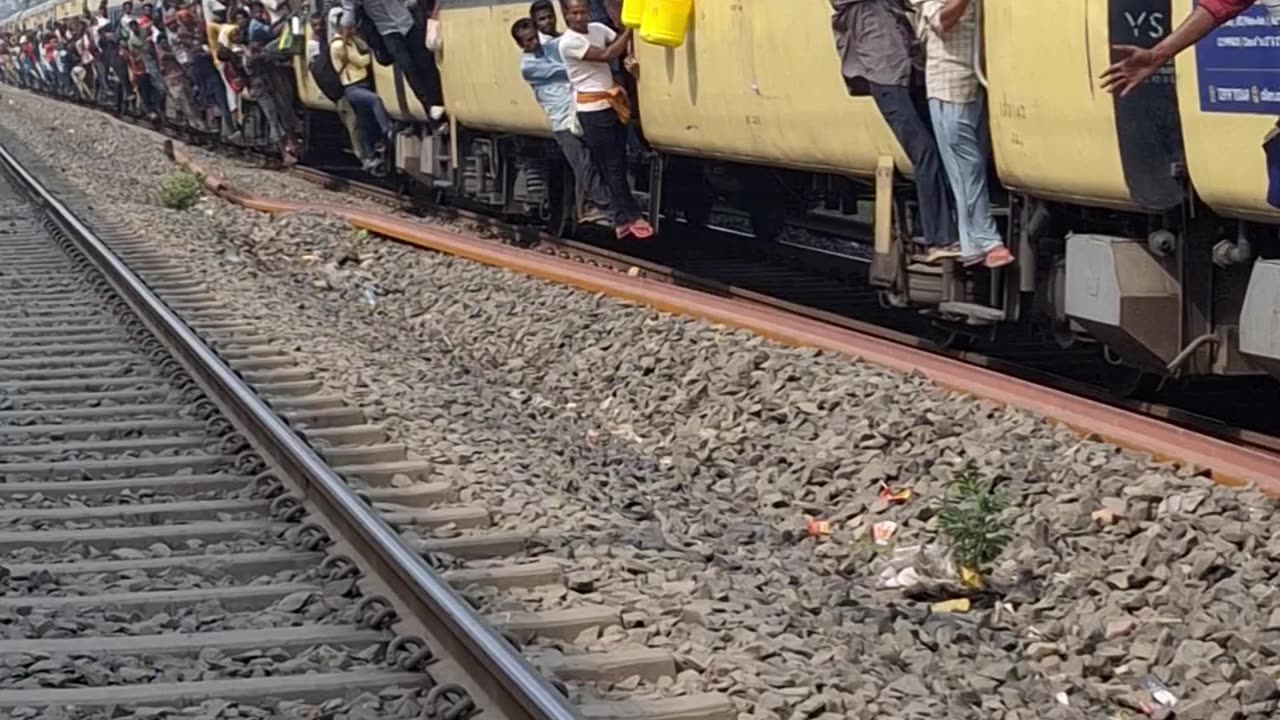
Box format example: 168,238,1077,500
158,172,203,210
937,465,1011,581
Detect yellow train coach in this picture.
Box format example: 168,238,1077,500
8,0,1279,387
389,0,1278,386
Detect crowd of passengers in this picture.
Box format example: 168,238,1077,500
0,0,1024,258
0,0,453,170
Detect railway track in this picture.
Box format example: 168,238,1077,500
0,140,733,718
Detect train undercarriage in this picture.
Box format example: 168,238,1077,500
381,119,1280,390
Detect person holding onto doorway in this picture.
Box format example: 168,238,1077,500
1102,0,1280,208
909,0,1012,268
830,0,958,260
558,0,653,239
512,14,611,225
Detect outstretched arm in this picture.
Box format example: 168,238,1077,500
1101,5,1226,96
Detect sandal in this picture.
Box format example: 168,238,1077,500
984,246,1015,269
629,218,655,240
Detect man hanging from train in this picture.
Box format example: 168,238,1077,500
339,0,445,129
830,0,958,260
1103,0,1280,208
908,0,1013,269
557,0,654,239
307,10,379,172
516,4,612,225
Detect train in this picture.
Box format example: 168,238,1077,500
5,0,1280,387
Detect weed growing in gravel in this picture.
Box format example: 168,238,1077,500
937,465,1010,582
158,172,203,211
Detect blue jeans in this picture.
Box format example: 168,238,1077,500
343,83,390,159
929,95,1003,260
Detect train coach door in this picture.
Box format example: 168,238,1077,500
1109,0,1186,211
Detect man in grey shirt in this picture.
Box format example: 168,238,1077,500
340,0,442,120
831,0,957,258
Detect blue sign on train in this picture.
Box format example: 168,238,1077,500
1196,2,1280,115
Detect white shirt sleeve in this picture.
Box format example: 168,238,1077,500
589,22,617,44
559,31,589,61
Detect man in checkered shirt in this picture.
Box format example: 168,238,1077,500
908,0,1013,269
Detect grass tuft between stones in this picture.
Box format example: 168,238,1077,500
158,171,203,211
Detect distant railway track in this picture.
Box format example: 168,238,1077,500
0,133,744,719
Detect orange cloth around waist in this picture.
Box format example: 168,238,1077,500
577,86,632,126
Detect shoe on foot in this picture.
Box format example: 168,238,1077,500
984,246,1015,269
960,252,986,267
579,207,610,225
629,218,655,239
615,224,634,240
919,243,962,263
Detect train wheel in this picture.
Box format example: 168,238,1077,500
749,204,786,243
678,190,714,229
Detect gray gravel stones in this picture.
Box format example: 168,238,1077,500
0,644,378,687
1,536,278,564
2,687,430,719
0,592,357,640
3,565,313,598
5,89,1280,719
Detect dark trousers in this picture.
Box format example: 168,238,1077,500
578,108,641,227
382,29,443,110
343,83,391,158
94,56,112,104
191,58,235,136
869,82,956,248
110,57,129,114
136,72,160,114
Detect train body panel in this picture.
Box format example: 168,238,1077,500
1173,0,1280,223
294,38,334,112
436,0,550,136
8,0,1280,383
373,60,427,122
986,0,1184,213
632,0,910,177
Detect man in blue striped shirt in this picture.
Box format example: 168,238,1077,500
514,13,611,225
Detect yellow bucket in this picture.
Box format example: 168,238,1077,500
620,0,646,29
639,0,692,48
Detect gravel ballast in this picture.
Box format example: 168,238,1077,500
3,89,1279,720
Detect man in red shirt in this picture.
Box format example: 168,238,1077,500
1103,0,1280,208
1102,0,1257,95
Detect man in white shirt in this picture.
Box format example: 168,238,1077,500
557,0,652,239
514,13,611,225
910,0,1011,269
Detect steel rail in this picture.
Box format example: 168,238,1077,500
0,141,581,720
